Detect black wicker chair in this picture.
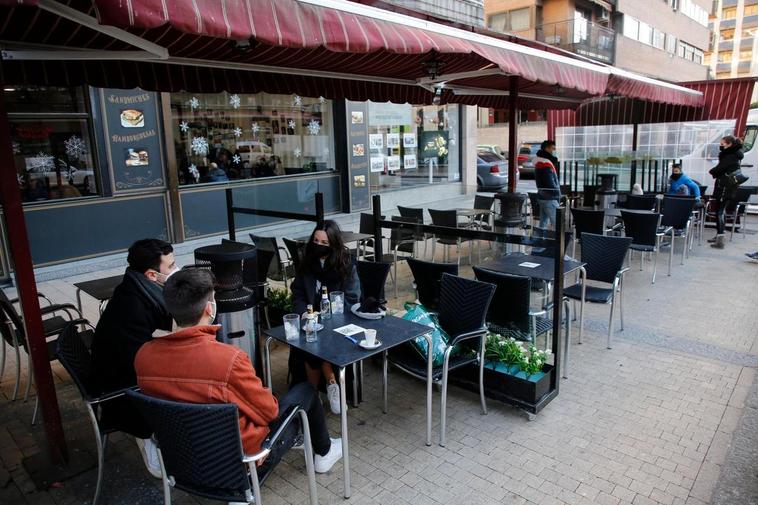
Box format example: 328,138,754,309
471,194,495,230
405,258,458,311
620,210,665,283
564,233,631,349
569,207,606,257
386,273,495,446
250,234,293,288
397,206,429,257
356,260,391,304
660,196,696,268
56,319,129,505
625,194,658,211
428,209,470,264
127,391,318,505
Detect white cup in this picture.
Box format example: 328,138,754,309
364,329,377,347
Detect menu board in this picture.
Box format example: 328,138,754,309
101,88,165,192
346,101,370,211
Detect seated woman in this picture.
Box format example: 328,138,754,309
290,220,360,414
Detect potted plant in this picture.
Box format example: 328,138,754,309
266,287,294,329
481,333,554,405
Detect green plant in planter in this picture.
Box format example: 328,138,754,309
521,345,550,377
485,333,525,373
267,287,294,313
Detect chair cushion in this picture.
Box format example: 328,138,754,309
487,316,553,342
564,284,614,304
630,244,655,252
388,344,478,381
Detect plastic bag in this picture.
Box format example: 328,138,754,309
402,302,452,368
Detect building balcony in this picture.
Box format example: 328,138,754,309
536,19,615,64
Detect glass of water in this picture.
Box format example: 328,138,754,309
330,291,345,314
283,314,300,341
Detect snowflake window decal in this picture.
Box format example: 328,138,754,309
251,122,261,136
233,127,243,138
293,147,302,158
189,97,200,110
232,154,241,164
287,119,296,130
64,135,86,160
307,119,321,135
229,94,241,109
191,136,209,156
188,164,200,182
319,96,326,104
293,95,303,107
180,121,189,133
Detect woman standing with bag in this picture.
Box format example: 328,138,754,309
709,136,747,249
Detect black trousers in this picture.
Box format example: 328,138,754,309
716,197,737,234
258,382,331,475
100,396,152,439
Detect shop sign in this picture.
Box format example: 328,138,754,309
368,102,412,126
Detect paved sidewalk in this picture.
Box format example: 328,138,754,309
1,206,757,505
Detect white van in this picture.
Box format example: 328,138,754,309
742,108,757,180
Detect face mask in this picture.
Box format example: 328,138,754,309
671,173,682,180
208,300,217,322
312,244,332,259
155,267,178,286
720,145,726,151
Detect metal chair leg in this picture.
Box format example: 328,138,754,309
0,338,5,383
351,362,359,408
562,298,571,379
31,396,39,425
439,346,454,447
11,330,20,401
298,410,319,505
652,245,659,284
668,229,674,276
24,351,33,402
619,279,625,332
607,294,616,349
157,448,172,505
478,335,487,416
382,350,388,414
86,404,106,505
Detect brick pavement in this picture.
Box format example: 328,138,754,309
1,206,757,505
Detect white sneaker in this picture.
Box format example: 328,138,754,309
326,382,344,415
135,437,162,479
314,438,343,473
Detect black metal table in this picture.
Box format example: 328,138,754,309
480,254,586,380
296,231,372,244
74,274,124,315
263,312,432,498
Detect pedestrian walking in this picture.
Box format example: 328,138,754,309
708,136,747,249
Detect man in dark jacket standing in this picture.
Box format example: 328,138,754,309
534,140,561,229
709,136,745,249
91,238,176,477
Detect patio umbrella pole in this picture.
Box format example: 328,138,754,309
0,89,68,463
507,77,519,193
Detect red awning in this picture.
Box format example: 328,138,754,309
0,0,703,108
547,77,756,138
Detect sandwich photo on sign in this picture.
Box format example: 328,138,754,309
120,109,145,128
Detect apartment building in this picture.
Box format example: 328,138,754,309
707,0,758,103
483,0,711,81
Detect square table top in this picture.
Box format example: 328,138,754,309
264,311,430,368
73,274,124,301
479,254,585,282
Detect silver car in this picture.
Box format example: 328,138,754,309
477,150,508,191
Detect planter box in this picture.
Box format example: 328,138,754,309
452,361,556,414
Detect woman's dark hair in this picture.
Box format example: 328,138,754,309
301,220,351,280
722,135,742,148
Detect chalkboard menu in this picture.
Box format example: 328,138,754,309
346,101,370,211
101,88,165,192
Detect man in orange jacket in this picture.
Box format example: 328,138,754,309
134,269,342,474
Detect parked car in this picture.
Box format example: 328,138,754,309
477,144,506,158
477,150,508,191
517,141,541,178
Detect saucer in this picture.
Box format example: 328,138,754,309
358,339,382,350
302,323,325,332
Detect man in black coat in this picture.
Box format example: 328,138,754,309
90,238,176,477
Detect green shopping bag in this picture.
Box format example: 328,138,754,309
402,302,453,368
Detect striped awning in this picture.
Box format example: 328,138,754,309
547,77,756,138
0,0,703,108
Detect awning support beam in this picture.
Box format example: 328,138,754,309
416,67,503,85
2,49,164,61
508,76,519,193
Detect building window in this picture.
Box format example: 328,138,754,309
742,28,756,40
721,29,735,41
666,34,678,53
717,50,732,63
679,0,709,26
739,50,753,61
638,22,653,45
487,8,531,33
745,5,758,16
361,102,460,193
623,15,640,40
6,86,100,203
170,92,335,186
715,72,731,78
722,7,737,19
653,28,666,49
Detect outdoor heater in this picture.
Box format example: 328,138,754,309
193,242,261,368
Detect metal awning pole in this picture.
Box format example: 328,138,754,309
508,77,519,193
0,89,67,463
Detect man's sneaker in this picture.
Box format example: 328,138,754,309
314,438,343,473
135,437,162,479
326,382,344,415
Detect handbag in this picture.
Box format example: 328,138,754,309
727,169,749,187
402,302,458,367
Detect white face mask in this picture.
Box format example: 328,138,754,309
208,300,217,322
155,267,178,286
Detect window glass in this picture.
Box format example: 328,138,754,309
743,126,757,153
638,22,652,45
742,28,756,40
510,7,531,31
4,86,87,114
364,102,460,193
739,50,753,61
677,42,686,57
666,34,677,53
721,29,734,41
718,51,732,63
10,118,98,202
170,92,334,185
722,7,737,19
478,151,502,163
744,5,758,16
653,29,666,49
487,13,508,32
623,16,639,39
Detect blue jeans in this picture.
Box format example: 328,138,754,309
538,198,559,229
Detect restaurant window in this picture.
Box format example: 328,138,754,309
362,102,460,193
6,86,100,203
170,92,335,185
